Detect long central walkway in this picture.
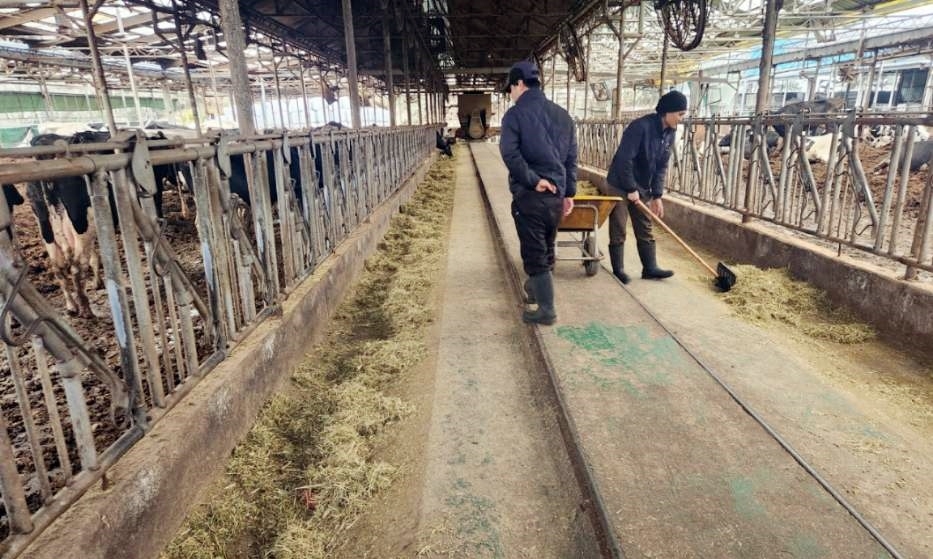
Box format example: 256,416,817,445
467,142,910,558
338,144,929,559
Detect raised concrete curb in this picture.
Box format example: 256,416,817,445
21,156,437,559
468,143,620,558
579,166,933,356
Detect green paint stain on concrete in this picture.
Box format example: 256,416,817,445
444,478,504,558
787,534,828,558
556,322,684,396
727,476,767,518
860,425,887,440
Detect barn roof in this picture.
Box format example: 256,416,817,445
0,0,928,98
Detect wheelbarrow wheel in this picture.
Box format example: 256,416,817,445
584,236,599,276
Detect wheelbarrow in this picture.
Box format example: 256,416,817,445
556,195,624,276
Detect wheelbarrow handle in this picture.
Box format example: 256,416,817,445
633,199,718,278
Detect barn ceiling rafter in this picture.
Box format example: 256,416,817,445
0,0,930,98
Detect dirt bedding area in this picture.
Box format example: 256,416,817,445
0,181,207,539
161,155,456,558
756,143,930,219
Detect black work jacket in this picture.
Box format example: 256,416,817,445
499,88,577,198
606,113,675,199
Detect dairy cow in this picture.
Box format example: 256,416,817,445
907,140,933,172
26,132,105,317
770,98,846,140
719,129,781,158
25,131,193,317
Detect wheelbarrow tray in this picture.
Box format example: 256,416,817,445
558,195,624,231
556,195,624,276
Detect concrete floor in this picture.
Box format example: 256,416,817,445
333,148,599,558
470,141,925,559
411,146,597,557
333,143,930,559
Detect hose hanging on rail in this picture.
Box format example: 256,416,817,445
653,0,710,51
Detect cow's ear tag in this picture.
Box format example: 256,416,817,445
130,131,158,196
281,133,291,165
216,135,232,178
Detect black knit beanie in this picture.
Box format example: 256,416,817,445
656,91,688,115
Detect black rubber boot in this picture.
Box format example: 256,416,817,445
523,277,536,304
522,272,556,325
637,241,674,279
608,244,631,284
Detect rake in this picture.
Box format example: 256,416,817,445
634,200,737,292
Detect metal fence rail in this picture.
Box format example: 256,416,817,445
577,114,933,279
0,124,435,556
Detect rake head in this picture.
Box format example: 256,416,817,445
715,262,737,292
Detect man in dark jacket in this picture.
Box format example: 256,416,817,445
499,60,577,325
601,90,687,283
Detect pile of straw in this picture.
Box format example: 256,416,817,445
721,264,875,344
163,150,457,559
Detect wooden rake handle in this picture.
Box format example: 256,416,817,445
634,199,718,277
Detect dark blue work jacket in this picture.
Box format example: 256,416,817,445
607,113,675,199
499,88,577,198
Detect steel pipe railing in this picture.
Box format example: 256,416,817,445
0,124,436,556
577,113,933,277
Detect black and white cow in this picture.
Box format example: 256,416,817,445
25,130,193,317
770,98,846,140
2,183,24,214
26,132,104,317
719,129,781,159
907,140,933,172
436,130,453,157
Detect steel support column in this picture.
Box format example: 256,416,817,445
402,39,411,125
342,0,362,128
273,54,288,128
565,56,572,110
320,71,331,123
658,34,669,95
78,0,116,132
613,11,626,119
218,0,255,134
583,33,590,119
166,4,202,134
382,6,396,127
37,65,52,118
755,0,780,114
298,60,311,126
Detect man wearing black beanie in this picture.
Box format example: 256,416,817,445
600,90,687,283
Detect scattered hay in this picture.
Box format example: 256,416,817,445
575,180,600,196
162,148,457,559
721,264,875,344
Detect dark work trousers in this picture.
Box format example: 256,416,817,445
511,190,564,276
597,181,654,246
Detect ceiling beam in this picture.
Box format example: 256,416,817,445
0,7,57,30
92,10,160,35
700,26,933,75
